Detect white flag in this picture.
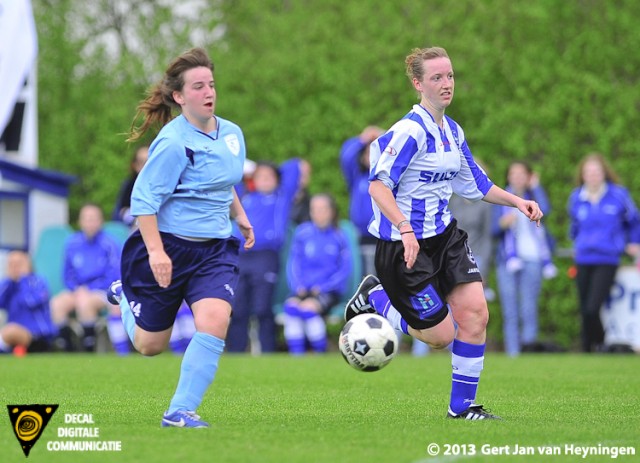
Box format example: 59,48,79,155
0,0,37,135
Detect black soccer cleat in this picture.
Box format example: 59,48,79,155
344,274,381,322
447,404,502,420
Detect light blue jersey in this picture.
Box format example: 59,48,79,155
131,114,245,239
368,104,493,241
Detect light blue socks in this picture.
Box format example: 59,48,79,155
167,332,225,414
119,292,137,344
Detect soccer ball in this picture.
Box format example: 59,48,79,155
339,314,398,372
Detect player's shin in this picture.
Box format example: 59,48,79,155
369,290,410,335
167,332,224,414
449,339,485,414
119,292,137,344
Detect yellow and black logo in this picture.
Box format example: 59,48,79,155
7,404,58,457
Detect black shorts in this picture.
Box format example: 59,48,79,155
374,220,482,330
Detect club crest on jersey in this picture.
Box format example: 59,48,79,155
383,145,397,157
224,134,240,156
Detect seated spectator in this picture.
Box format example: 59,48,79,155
111,145,149,227
51,203,121,352
0,251,57,354
283,193,352,354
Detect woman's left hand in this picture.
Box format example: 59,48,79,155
401,229,420,270
236,215,255,249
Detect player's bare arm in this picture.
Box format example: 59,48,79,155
483,184,543,225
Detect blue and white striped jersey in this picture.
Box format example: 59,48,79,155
131,114,245,239
368,104,493,241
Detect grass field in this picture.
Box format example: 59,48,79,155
1,351,638,463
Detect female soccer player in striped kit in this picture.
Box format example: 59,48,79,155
345,47,543,420
108,48,254,427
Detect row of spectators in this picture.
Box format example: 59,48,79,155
2,130,639,356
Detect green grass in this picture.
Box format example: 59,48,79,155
1,352,638,463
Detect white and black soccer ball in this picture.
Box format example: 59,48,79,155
339,313,399,372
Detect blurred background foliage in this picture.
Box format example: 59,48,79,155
32,0,640,348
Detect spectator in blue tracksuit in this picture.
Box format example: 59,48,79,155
283,193,352,354
50,203,121,352
340,126,384,277
493,161,556,356
0,251,56,353
568,153,640,352
227,158,302,353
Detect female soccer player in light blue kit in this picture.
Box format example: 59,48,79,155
345,47,544,420
108,48,254,428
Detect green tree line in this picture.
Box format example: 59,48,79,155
33,0,640,349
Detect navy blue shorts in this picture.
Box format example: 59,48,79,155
120,230,240,332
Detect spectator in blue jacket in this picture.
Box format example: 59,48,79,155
493,161,556,356
50,203,121,352
283,193,352,354
0,251,57,353
568,153,640,352
227,158,302,353
340,126,384,277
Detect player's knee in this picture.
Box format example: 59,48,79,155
134,337,166,356
426,330,455,349
457,304,489,338
136,344,164,356
415,323,455,350
476,304,489,329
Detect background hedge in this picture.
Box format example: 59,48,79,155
33,0,640,349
